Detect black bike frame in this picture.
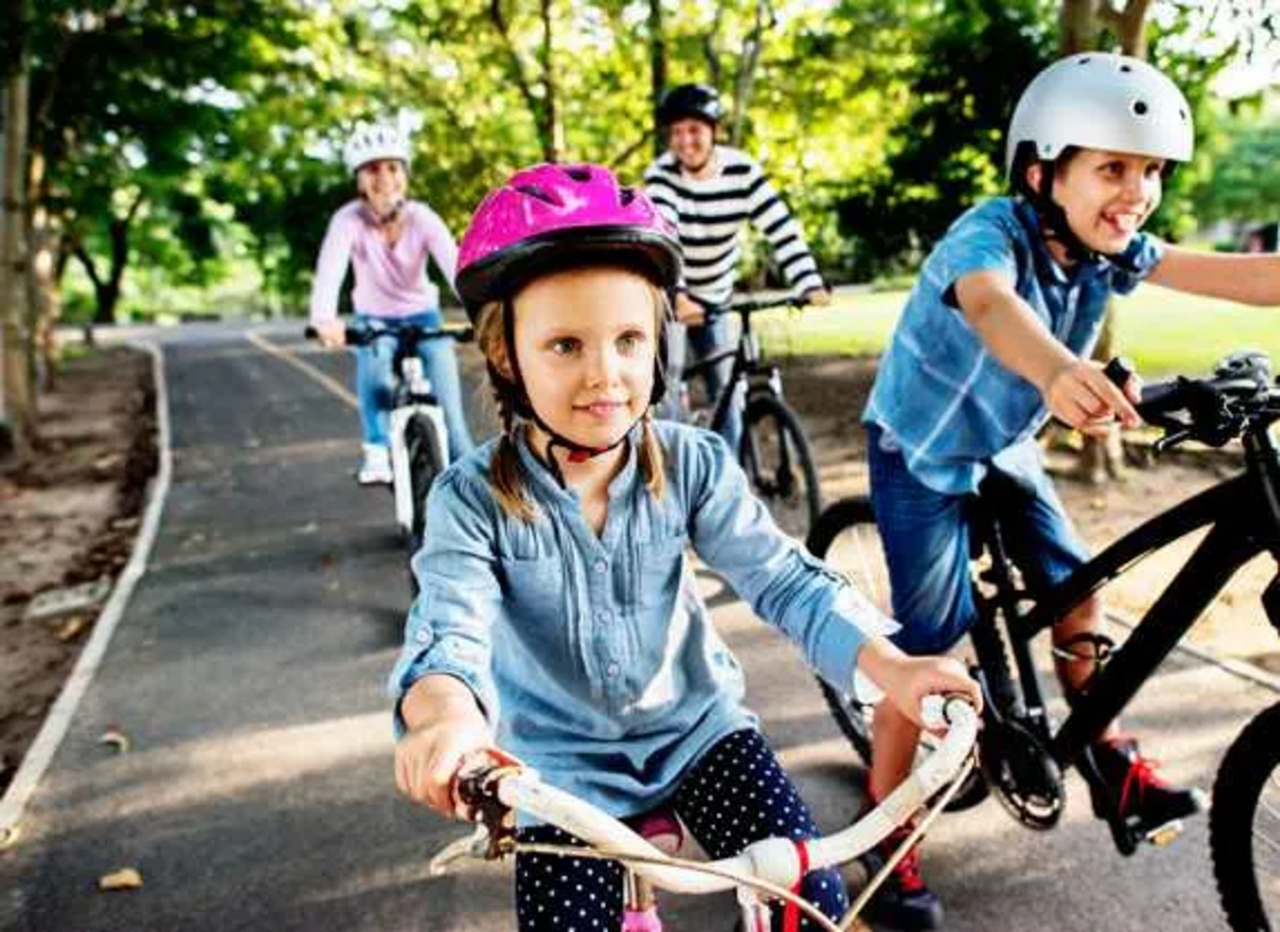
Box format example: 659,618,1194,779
679,301,790,433
980,424,1280,770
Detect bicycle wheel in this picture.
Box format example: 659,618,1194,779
403,411,444,554
1211,701,1280,931
739,393,821,541
806,496,989,812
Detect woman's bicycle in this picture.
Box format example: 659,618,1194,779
805,350,1280,930
307,322,473,555
678,295,822,540
428,696,979,932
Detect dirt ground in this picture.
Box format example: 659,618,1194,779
0,347,157,796
0,345,1274,800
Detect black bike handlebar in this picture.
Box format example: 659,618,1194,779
305,323,474,345
1104,353,1280,450
689,293,811,320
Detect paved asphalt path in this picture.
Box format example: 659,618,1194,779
1,321,1275,932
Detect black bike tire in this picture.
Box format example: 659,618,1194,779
805,495,990,812
807,497,879,764
740,393,822,539
404,412,444,551
1211,700,1280,931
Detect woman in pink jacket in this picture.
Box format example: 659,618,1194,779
310,121,475,484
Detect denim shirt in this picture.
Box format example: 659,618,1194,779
388,421,894,817
864,197,1163,495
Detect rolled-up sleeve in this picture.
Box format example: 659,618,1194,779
683,430,898,699
388,469,503,733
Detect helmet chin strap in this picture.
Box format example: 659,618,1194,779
360,195,405,226
1033,163,1099,264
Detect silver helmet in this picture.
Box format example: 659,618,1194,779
1005,53,1193,177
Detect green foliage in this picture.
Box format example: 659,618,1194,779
832,0,1055,278
1191,103,1280,227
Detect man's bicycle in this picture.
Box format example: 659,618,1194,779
307,322,473,555
804,351,1280,930
428,696,978,932
678,295,822,540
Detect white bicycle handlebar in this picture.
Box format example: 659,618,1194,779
446,696,978,898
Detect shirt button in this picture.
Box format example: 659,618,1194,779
593,559,608,574
415,629,431,644
606,662,621,678
596,610,611,622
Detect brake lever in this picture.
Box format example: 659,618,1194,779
1154,429,1193,454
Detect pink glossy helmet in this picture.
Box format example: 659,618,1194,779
456,163,681,321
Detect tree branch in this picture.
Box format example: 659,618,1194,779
489,0,552,159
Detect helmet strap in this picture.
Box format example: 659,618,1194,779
1031,161,1101,264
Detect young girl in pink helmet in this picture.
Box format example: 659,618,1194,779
387,162,979,931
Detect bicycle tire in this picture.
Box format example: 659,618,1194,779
806,496,989,812
739,393,821,541
1211,700,1280,931
403,412,444,553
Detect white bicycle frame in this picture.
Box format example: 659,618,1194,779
431,696,979,932
388,356,450,540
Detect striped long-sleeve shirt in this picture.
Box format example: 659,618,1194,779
643,146,824,306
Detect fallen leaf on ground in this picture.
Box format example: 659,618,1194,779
98,868,143,891
99,728,131,753
52,616,88,642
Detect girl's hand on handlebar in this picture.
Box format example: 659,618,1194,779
1044,360,1141,436
395,705,493,819
884,656,982,734
315,320,346,349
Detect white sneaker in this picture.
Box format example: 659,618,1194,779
357,443,393,485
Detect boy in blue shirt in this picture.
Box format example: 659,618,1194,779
862,52,1280,930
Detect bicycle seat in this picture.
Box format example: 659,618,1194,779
626,807,684,856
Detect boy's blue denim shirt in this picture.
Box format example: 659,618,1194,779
864,196,1163,496
389,420,895,817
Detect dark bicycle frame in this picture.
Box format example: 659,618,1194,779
976,408,1280,772
679,295,804,431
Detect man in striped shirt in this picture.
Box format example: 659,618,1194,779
644,83,829,447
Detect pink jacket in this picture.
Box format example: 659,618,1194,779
309,200,459,323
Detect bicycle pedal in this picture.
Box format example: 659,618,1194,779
1144,819,1184,849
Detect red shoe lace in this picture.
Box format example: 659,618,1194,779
1111,738,1169,816
883,831,927,894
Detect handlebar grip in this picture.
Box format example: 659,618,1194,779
1103,356,1136,390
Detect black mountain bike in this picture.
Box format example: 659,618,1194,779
806,351,1280,930
308,322,473,555
679,295,822,540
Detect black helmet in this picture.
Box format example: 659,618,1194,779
657,84,722,128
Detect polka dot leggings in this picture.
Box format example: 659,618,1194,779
514,729,848,931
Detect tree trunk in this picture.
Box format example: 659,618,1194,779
728,0,770,148
1064,0,1153,483
537,0,563,162
1,58,34,458
648,0,666,157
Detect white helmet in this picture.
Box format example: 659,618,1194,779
1005,53,1193,177
342,121,411,175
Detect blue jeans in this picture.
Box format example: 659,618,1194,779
662,316,742,452
867,426,1089,655
353,311,475,462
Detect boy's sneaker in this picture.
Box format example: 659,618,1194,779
357,444,393,485
859,826,943,931
1081,734,1207,855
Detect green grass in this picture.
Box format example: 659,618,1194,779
756,285,1280,377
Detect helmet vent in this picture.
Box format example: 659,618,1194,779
1119,63,1132,73
565,166,593,182
1132,99,1149,116
1078,56,1091,65
619,187,637,206
515,183,561,206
